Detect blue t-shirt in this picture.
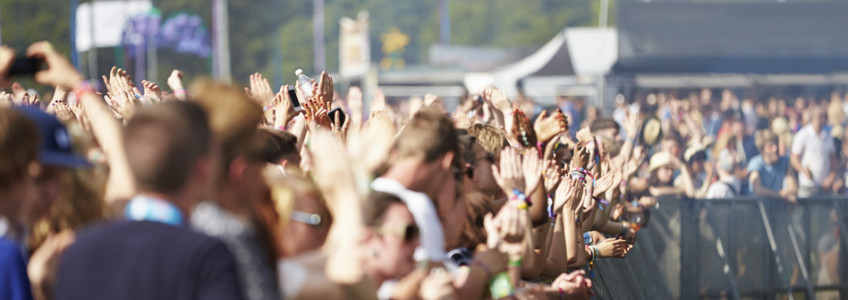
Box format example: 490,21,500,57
0,238,33,300
747,155,789,193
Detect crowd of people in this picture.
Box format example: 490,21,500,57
0,39,843,300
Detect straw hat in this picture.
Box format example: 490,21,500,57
640,116,663,146
649,151,673,172
771,117,789,135
684,145,706,163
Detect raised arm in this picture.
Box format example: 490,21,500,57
28,41,136,205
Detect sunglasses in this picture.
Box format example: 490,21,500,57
376,223,420,243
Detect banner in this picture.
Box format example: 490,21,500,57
76,0,152,52
339,11,370,77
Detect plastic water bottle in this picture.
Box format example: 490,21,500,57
295,69,313,98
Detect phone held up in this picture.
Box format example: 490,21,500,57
8,56,46,76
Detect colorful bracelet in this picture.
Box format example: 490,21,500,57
174,89,186,95
263,105,274,111
558,287,566,300
73,81,95,100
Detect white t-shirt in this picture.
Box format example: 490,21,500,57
791,125,836,188
706,176,742,199
371,177,447,263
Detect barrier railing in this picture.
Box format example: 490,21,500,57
591,195,848,300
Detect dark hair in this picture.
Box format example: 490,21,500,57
363,192,404,228
256,129,299,164
0,108,39,192
124,102,212,194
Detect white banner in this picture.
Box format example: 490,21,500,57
76,0,152,52
339,11,370,77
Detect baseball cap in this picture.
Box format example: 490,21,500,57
15,106,91,168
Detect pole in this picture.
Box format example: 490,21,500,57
313,0,325,73
87,1,98,81
439,0,450,44
599,0,609,27
212,0,231,81
70,0,80,69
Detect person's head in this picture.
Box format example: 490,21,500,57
755,129,780,164
256,129,301,168
649,151,674,186
363,192,420,282
661,136,681,159
15,107,93,224
269,174,331,257
394,107,459,197
457,133,499,196
811,106,828,133
716,150,739,178
124,101,216,214
590,118,621,143
191,79,266,210
467,123,508,161
684,146,707,173
0,108,40,224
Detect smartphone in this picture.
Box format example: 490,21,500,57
287,86,303,112
8,57,46,76
327,107,346,125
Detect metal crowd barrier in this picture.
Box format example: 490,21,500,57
591,195,848,300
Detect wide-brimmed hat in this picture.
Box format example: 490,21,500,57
640,116,663,146
649,151,673,172
684,145,706,163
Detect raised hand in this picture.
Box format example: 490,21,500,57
511,108,537,148
11,82,27,105
533,109,567,143
489,87,511,114
453,108,471,129
248,73,275,106
167,69,186,99
347,86,363,127
0,46,13,86
543,159,562,195
330,109,350,141
50,99,75,123
522,148,543,195
492,147,526,196
272,85,296,128
314,71,334,110
141,80,162,104
26,41,84,90
554,178,580,213
371,88,386,112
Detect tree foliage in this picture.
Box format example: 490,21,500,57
0,0,603,89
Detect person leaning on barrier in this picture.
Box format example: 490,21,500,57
748,129,797,202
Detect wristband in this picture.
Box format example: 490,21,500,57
558,287,566,300
516,201,528,210
263,105,274,111
508,258,522,267
275,125,286,131
620,222,629,237
174,89,186,95
73,80,95,100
